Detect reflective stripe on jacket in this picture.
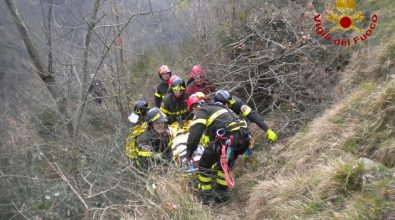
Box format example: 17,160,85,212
187,103,247,154
161,93,190,124
136,129,172,161
154,81,169,107
125,122,147,159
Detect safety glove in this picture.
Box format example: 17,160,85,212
266,129,278,143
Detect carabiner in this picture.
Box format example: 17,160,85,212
216,128,226,137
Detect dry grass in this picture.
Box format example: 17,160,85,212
129,168,212,220
333,41,388,100
247,174,313,219
374,138,395,167
276,79,395,173
246,156,394,219
273,96,352,174
241,79,395,219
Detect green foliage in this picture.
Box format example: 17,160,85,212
342,138,360,154
345,195,385,220
360,82,377,91
302,200,324,216
334,160,365,193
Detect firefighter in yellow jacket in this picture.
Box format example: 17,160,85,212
135,107,172,170
125,100,149,168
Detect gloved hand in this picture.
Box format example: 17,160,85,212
266,129,278,143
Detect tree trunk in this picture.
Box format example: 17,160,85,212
72,0,101,143
111,0,128,123
5,0,73,135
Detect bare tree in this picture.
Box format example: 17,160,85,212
5,0,73,135
72,0,101,143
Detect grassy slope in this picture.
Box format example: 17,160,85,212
245,79,394,219
238,1,395,219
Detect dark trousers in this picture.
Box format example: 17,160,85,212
198,129,250,191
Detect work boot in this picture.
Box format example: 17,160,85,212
214,188,230,203
198,190,214,205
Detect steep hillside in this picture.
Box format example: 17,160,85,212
244,79,394,219
228,1,395,218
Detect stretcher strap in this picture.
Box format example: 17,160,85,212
219,136,235,189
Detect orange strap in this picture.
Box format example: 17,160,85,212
219,136,235,189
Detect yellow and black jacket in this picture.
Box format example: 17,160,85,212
228,96,269,132
186,103,247,156
160,93,190,124
125,122,147,160
154,81,169,108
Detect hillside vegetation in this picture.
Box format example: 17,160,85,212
235,0,395,218
245,79,395,219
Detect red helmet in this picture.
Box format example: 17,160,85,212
190,65,204,78
187,92,206,112
157,65,171,78
168,75,180,87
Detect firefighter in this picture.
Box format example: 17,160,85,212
185,93,251,203
135,107,172,170
213,90,278,143
160,78,190,125
128,100,149,128
125,100,150,168
186,65,215,96
154,65,172,108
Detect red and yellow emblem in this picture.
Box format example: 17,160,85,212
327,0,364,32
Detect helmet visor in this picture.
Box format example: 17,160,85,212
172,85,186,91
128,112,139,123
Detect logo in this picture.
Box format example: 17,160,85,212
313,0,378,46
